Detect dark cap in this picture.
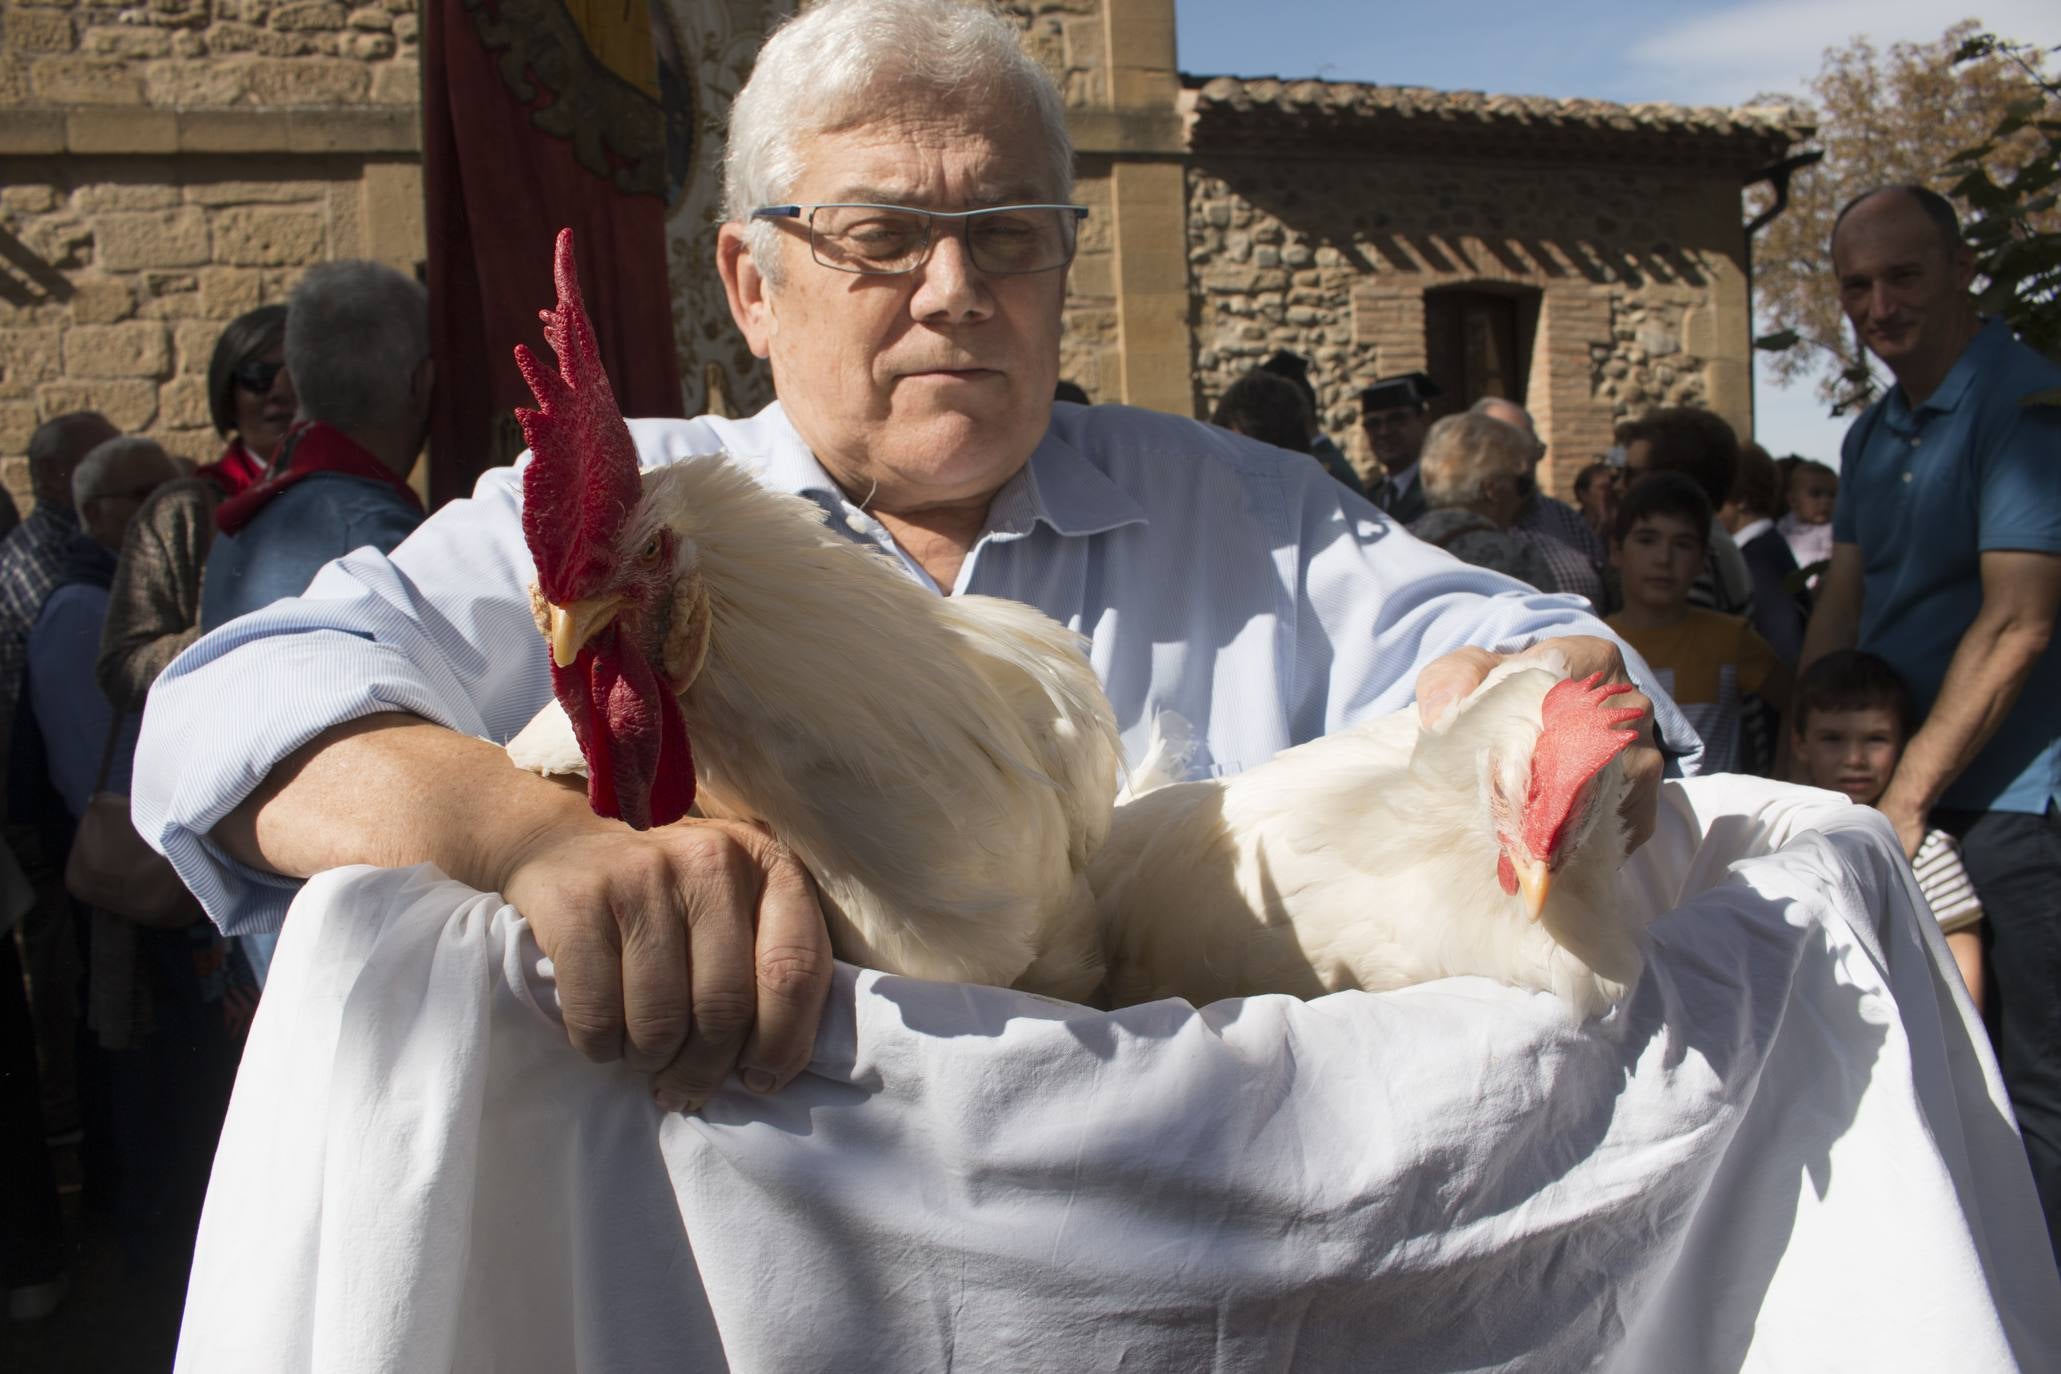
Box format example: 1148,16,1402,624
1260,350,1311,383
1359,371,1441,414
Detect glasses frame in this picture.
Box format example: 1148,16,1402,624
750,202,1091,277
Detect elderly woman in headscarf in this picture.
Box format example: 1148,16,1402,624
95,306,293,710
1409,411,1602,611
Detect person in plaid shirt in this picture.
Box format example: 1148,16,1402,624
1,413,119,757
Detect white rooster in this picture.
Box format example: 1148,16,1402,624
1092,657,1651,1018
503,229,1122,1002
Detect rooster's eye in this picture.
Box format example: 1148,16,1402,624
640,535,662,562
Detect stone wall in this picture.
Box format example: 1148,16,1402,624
0,0,424,507
1186,154,1753,497
1,0,421,111
0,154,422,494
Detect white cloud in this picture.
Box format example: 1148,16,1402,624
1624,0,2061,106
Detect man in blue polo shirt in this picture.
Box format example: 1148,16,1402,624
1799,184,2061,1260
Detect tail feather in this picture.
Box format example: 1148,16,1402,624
1122,710,1200,801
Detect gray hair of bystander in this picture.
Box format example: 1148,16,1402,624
72,435,179,509
1420,412,1536,510
285,260,429,432
723,0,1074,286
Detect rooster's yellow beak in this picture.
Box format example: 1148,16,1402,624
1513,855,1552,922
547,597,624,668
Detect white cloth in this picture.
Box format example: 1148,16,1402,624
134,402,1702,939
176,776,2060,1371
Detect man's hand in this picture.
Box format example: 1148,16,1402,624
216,714,834,1114
1872,791,1928,861
496,814,833,1113
1416,636,1665,853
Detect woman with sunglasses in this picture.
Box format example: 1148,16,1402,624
96,306,295,712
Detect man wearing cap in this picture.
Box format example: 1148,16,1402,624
1360,372,1440,524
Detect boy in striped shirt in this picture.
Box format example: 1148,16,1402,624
1791,650,1985,1011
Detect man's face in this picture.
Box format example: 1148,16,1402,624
1792,706,1902,807
1832,193,1976,379
720,95,1067,515
1362,406,1429,472
82,454,172,551
1611,512,1704,617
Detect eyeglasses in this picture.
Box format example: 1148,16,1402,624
750,203,1089,276
232,359,284,394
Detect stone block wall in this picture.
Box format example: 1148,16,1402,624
0,150,423,503
0,0,421,111
0,0,423,508
1186,154,1753,497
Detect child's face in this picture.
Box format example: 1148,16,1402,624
1793,706,1903,806
1789,472,1837,525
1612,513,1705,615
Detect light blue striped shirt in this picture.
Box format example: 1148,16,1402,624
133,401,1699,937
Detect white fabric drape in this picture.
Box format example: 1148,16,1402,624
176,777,2061,1371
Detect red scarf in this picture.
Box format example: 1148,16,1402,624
195,440,271,497
215,422,425,536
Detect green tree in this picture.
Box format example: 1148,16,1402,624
1945,34,2061,370
1748,21,2057,413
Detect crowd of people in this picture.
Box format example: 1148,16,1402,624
2,263,431,1328
2,0,2056,1346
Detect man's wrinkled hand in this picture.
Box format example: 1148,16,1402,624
1416,636,1665,854
497,815,833,1113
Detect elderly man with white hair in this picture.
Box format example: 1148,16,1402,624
133,0,1692,1113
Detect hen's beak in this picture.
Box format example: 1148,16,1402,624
1513,855,1552,922
547,596,624,668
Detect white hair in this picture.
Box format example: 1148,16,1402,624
1420,413,1534,509
724,0,1074,284
285,260,429,431
72,435,178,509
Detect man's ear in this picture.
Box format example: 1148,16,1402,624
718,223,775,361
412,355,436,408
1951,243,1978,294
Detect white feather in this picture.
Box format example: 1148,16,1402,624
1094,660,1646,1018
511,454,1124,1002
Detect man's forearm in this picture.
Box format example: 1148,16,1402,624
1795,544,1864,680
1880,613,2052,820
215,711,595,897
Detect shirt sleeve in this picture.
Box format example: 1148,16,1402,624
1733,619,1781,698
1913,828,1984,934
131,465,551,937
1289,474,1705,774
131,419,723,938
1975,400,2061,555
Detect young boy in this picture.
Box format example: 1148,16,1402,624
1789,650,1984,1011
1606,473,1789,774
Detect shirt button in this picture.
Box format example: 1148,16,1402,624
1902,471,1913,483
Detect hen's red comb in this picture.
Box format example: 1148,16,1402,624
514,228,641,605
1520,671,1646,861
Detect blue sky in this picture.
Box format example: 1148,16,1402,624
1175,0,2061,461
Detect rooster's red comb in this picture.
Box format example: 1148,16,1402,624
515,228,642,605
1520,671,1646,861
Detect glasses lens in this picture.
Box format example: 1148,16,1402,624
964,207,1075,275
234,359,282,394
811,207,930,274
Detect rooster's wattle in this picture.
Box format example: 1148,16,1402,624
1091,657,1650,1018
507,229,1123,1001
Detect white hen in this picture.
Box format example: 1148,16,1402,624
504,230,1122,1002
1092,657,1650,1018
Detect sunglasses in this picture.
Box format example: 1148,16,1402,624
232,359,284,394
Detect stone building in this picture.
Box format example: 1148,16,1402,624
1,0,1809,506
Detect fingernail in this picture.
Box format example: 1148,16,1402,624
744,1069,776,1093
655,1090,687,1114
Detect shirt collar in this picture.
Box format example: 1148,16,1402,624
27,502,80,536
747,400,1149,539
1886,315,2006,428
1733,516,1774,545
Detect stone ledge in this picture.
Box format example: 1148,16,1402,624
0,106,420,156
1065,109,1183,157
